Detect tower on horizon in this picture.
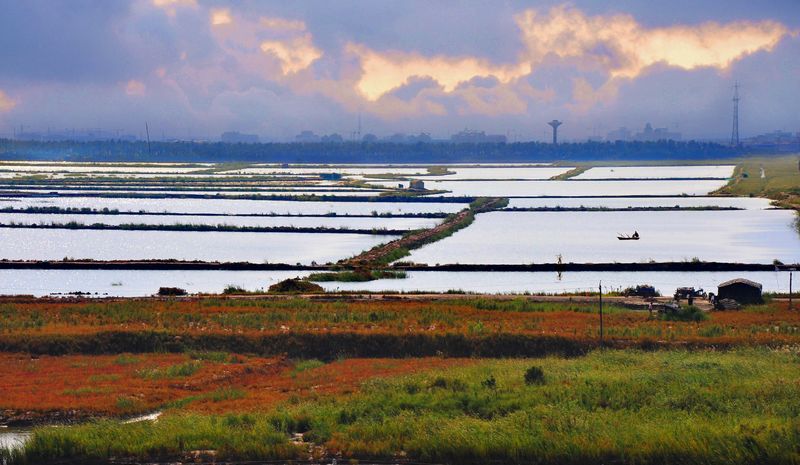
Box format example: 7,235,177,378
731,82,740,147
548,120,563,144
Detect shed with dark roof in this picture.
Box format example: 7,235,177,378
718,278,763,305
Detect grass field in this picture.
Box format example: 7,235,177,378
1,297,797,350
7,348,800,465
2,295,799,465
714,155,800,209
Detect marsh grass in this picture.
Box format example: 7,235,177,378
307,270,407,282
14,349,800,465
136,361,202,380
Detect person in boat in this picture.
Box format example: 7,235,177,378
632,231,639,239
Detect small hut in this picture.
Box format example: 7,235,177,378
409,180,425,191
717,278,763,305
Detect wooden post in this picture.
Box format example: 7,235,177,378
599,282,604,346
790,272,793,312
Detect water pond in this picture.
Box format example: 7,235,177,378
0,269,791,297
0,197,466,216
506,196,774,210
0,229,396,264
403,210,800,265
0,213,441,230
575,165,735,179
424,180,729,197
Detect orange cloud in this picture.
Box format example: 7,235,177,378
260,34,322,75
124,80,146,97
0,90,15,112
260,17,306,32
566,78,619,113
347,43,530,101
515,6,790,79
151,0,196,16
211,9,232,26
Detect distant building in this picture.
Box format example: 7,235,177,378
633,123,681,142
606,127,632,142
320,133,344,143
408,180,425,191
385,133,409,143
450,129,506,144
382,132,433,144
718,278,763,305
743,130,800,152
295,130,321,143
220,131,259,144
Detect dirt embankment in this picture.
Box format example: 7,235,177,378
345,197,507,266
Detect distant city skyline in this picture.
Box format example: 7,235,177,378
1,1,799,141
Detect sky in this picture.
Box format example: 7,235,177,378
0,0,798,142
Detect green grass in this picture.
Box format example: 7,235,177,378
136,361,202,380
291,359,325,375
659,305,708,322
307,270,407,282
13,349,800,464
714,155,800,209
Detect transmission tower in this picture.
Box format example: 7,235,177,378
730,82,740,147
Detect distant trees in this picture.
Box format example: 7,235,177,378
0,138,752,163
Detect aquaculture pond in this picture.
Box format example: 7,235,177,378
404,210,800,265
423,179,729,197
0,269,791,297
0,228,397,264
574,165,735,179
0,213,441,230
506,196,774,210
0,197,467,216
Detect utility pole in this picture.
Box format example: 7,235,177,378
599,281,604,346
731,82,740,147
145,122,152,158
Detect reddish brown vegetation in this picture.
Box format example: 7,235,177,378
0,352,467,421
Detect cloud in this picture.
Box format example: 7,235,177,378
1,2,797,139
152,0,196,16
0,90,16,112
566,78,619,113
210,9,232,26
514,6,791,79
260,16,306,32
261,35,322,75
124,80,146,96
347,43,530,101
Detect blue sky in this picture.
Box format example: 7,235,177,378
0,0,798,141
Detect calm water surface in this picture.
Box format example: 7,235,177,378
425,180,728,197
404,210,800,264
0,270,791,297
0,229,396,263
0,213,441,230
0,197,466,215
506,196,773,210
574,165,735,179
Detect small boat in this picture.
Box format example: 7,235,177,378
617,231,640,241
